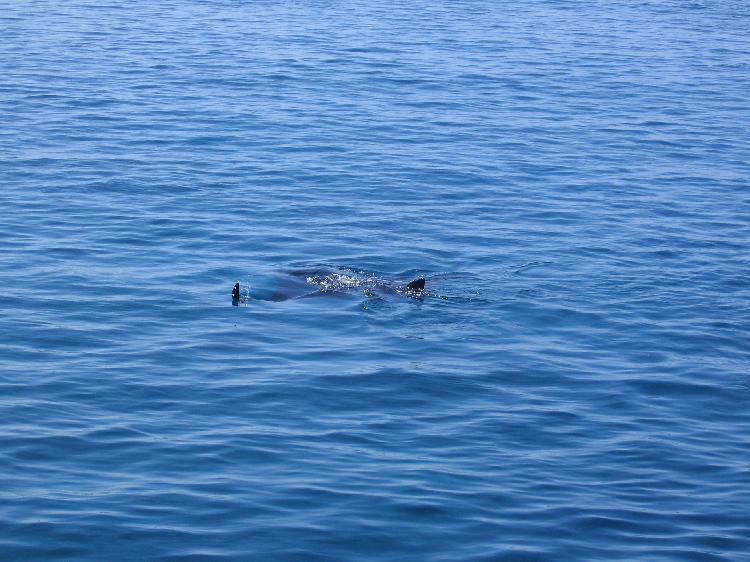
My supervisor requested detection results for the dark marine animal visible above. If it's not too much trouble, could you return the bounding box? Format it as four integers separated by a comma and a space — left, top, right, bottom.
405, 277, 425, 293
232, 268, 426, 303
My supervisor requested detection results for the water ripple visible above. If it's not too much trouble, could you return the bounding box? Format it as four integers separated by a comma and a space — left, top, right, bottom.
1, 0, 749, 560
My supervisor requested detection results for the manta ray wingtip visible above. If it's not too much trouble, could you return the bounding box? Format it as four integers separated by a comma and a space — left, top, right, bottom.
405, 277, 425, 294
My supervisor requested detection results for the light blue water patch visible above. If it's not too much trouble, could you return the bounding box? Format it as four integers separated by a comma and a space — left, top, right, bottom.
1, 0, 749, 561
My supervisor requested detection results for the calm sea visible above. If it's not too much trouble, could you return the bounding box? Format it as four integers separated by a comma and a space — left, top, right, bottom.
1, 1, 749, 560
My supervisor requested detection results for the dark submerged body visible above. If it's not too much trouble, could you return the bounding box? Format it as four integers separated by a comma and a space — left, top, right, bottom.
232, 268, 425, 303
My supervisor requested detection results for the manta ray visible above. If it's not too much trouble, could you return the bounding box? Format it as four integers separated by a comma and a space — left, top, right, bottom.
231, 267, 425, 303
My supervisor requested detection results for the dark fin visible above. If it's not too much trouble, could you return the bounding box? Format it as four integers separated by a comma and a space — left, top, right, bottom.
232, 282, 240, 300
405, 277, 425, 293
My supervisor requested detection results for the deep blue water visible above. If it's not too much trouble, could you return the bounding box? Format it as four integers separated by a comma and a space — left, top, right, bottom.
2, 1, 749, 560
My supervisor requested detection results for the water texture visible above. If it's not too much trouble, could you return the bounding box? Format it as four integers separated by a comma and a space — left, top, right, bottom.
1, 0, 749, 560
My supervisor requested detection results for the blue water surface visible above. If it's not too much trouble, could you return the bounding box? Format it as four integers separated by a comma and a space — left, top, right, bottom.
1, 1, 749, 560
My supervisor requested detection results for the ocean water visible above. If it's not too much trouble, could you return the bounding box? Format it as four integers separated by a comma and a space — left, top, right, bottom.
1, 0, 749, 560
